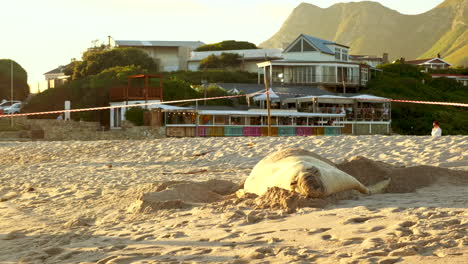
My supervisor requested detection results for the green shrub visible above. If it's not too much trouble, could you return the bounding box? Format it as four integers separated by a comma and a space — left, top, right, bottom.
125, 106, 147, 126
195, 40, 257, 51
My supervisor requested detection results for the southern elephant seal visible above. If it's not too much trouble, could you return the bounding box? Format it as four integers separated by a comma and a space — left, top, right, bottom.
244, 148, 370, 198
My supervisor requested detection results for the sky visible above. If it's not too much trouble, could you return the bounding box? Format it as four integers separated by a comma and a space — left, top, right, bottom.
0, 0, 445, 91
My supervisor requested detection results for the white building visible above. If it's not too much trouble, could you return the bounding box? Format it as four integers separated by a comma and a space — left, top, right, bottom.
405, 57, 452, 71
44, 66, 69, 89
257, 34, 372, 93
111, 39, 205, 72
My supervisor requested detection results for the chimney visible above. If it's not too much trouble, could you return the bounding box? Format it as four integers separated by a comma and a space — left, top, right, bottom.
382, 53, 389, 63
437, 53, 441, 58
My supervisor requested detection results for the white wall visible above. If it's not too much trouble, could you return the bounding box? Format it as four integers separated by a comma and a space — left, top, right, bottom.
283, 51, 336, 61
110, 100, 161, 128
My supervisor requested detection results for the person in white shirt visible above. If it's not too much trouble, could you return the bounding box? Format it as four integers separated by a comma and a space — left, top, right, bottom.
431, 121, 442, 137
339, 105, 346, 115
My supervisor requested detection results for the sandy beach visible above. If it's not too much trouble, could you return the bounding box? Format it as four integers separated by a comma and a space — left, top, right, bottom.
0, 135, 467, 264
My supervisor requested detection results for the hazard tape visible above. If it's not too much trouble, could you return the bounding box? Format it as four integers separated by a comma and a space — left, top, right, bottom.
0, 93, 261, 118
0, 90, 465, 118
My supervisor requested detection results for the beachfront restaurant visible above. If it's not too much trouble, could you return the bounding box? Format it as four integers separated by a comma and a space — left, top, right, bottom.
161, 90, 391, 137
164, 109, 345, 137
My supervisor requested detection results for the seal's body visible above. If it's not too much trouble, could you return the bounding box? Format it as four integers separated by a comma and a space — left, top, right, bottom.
244, 148, 369, 198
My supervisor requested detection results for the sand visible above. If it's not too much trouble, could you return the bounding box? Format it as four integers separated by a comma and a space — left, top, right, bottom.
0, 135, 467, 264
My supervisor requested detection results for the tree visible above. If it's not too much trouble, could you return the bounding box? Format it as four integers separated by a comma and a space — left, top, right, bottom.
195, 40, 257, 51
364, 63, 468, 135
199, 53, 241, 70
72, 47, 157, 79
0, 59, 30, 101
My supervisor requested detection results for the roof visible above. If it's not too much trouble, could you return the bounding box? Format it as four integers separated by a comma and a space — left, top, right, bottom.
189, 49, 283, 62
406, 57, 452, 66
252, 88, 281, 101
114, 40, 205, 49
431, 74, 468, 78
153, 104, 192, 110
301, 35, 335, 54
197, 109, 344, 118
258, 60, 364, 67
44, 65, 66, 75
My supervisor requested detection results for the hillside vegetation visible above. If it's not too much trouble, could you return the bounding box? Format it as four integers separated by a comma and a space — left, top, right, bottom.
364, 63, 468, 135
261, 0, 467, 66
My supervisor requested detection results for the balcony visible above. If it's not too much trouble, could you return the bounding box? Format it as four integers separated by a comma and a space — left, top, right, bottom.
110, 74, 163, 102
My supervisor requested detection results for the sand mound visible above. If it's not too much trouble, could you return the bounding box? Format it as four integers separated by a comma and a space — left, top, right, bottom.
254, 187, 328, 213
128, 179, 240, 213
338, 156, 468, 193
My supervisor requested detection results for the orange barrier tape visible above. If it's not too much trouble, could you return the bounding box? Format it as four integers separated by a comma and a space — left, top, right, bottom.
0, 93, 261, 118
1, 90, 465, 118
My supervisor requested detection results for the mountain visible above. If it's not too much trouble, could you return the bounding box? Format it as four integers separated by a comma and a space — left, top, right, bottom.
260, 0, 467, 66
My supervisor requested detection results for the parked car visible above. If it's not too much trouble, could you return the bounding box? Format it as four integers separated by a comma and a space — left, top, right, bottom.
0, 100, 21, 110
3, 102, 22, 114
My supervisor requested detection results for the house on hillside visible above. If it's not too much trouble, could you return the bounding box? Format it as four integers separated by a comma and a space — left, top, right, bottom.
405, 56, 452, 71
44, 65, 70, 89
110, 38, 205, 72
431, 74, 468, 86
187, 49, 283, 72
257, 34, 374, 93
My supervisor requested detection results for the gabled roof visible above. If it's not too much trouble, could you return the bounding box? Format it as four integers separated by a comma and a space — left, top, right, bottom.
285, 34, 349, 55
44, 65, 66, 75
114, 40, 205, 49
406, 57, 452, 66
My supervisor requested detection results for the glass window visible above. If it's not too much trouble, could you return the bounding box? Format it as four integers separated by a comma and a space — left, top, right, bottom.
323, 66, 336, 83
249, 117, 261, 126
262, 116, 278, 125
303, 41, 316, 52
297, 117, 307, 126
289, 40, 302, 52
335, 48, 341, 60
214, 116, 228, 125
199, 115, 213, 125
230, 116, 245, 125
279, 117, 292, 126
342, 49, 348, 61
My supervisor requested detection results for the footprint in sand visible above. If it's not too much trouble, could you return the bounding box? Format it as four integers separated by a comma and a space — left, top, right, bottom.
307, 227, 331, 235
343, 215, 384, 224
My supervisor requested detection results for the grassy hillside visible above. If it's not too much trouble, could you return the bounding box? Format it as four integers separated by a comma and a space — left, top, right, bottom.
363, 63, 468, 135
261, 0, 467, 66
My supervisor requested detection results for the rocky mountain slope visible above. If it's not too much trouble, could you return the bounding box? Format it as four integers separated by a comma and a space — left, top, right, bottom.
261, 0, 467, 66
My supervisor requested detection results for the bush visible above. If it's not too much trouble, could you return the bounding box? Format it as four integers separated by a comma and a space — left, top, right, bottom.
125, 106, 147, 126
199, 53, 241, 70
195, 40, 257, 51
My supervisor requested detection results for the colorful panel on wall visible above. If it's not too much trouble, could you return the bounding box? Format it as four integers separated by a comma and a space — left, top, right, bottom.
278, 127, 296, 136
325, 127, 341, 136
296, 127, 313, 136
353, 124, 371, 135
261, 127, 278, 136
225, 126, 243, 136
243, 127, 262, 137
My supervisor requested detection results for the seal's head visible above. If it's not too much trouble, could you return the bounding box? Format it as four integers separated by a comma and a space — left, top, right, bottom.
291, 166, 326, 198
